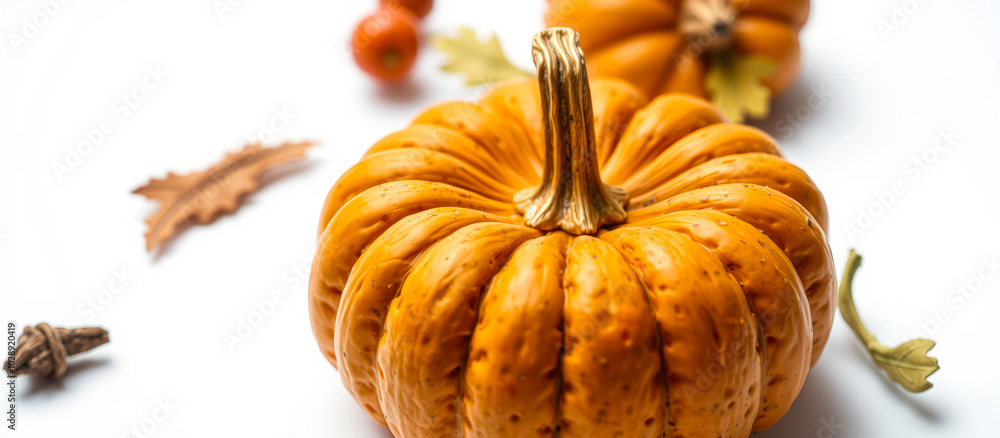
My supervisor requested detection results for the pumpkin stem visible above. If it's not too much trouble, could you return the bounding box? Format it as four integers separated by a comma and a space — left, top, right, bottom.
514, 28, 628, 235
678, 0, 738, 53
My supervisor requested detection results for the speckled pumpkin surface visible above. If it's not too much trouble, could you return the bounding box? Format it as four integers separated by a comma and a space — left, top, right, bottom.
310, 28, 833, 438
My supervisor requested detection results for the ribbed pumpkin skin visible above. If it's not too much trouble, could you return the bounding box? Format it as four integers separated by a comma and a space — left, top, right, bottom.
545, 0, 810, 99
310, 77, 833, 437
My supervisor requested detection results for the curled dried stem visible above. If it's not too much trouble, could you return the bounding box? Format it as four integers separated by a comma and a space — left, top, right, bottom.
839, 250, 939, 393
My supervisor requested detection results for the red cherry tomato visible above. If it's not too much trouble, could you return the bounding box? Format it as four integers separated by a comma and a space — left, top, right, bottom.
380, 0, 433, 18
351, 8, 420, 82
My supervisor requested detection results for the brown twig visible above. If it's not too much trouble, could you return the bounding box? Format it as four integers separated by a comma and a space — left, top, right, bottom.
6, 323, 109, 378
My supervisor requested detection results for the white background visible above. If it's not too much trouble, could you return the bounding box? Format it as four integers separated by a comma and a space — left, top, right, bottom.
2, 0, 999, 437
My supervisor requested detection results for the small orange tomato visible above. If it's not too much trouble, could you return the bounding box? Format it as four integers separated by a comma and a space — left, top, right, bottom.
380, 0, 433, 18
351, 8, 420, 82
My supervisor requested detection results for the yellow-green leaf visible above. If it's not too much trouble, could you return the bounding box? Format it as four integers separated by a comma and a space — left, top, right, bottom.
704, 52, 776, 122
871, 339, 940, 393
431, 27, 532, 86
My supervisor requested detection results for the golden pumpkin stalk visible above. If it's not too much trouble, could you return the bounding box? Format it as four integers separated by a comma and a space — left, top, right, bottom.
513, 28, 628, 235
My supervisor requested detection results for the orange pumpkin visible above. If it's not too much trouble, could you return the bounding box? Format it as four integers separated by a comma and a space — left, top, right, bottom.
310, 28, 833, 437
545, 0, 809, 99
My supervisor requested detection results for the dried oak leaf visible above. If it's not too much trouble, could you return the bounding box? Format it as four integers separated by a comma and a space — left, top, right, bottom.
133, 141, 314, 251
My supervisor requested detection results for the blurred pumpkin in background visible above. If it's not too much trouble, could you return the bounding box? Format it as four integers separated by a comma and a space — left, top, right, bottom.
310, 28, 832, 437
546, 0, 809, 121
